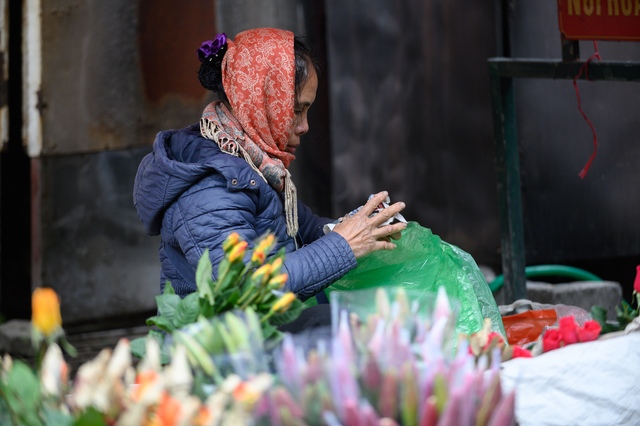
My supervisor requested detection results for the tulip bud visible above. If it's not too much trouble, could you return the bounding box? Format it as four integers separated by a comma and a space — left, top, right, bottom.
558, 316, 579, 345
486, 389, 516, 426
251, 249, 266, 265
222, 232, 241, 253
634, 265, 640, 294
542, 328, 563, 352
32, 287, 63, 338
251, 264, 273, 287
267, 273, 289, 290
271, 292, 296, 313
270, 257, 283, 275
510, 345, 532, 359
228, 241, 248, 262
251, 235, 276, 265
419, 396, 438, 426
379, 370, 398, 419
577, 320, 601, 342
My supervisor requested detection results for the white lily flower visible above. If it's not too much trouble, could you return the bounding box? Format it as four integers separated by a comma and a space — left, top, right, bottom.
40, 343, 67, 398
137, 336, 161, 373
165, 344, 193, 398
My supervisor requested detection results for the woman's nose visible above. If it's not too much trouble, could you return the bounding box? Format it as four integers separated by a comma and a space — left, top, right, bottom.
296, 118, 309, 136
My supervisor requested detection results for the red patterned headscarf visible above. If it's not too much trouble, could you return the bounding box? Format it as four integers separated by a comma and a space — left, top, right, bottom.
200, 28, 299, 237
224, 28, 295, 168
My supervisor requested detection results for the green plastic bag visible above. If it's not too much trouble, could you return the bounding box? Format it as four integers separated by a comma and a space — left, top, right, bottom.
309, 222, 505, 337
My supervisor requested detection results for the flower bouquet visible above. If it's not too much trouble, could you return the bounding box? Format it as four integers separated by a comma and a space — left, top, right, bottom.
251, 287, 516, 426
131, 232, 305, 362
0, 234, 520, 425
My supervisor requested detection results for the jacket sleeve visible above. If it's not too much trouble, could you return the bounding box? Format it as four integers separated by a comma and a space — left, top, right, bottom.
281, 231, 357, 301
296, 199, 333, 244
171, 181, 356, 302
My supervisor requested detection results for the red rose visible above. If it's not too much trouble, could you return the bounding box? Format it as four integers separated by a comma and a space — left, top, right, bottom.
511, 345, 533, 358
543, 328, 563, 352
634, 265, 640, 294
558, 316, 579, 345
578, 320, 602, 342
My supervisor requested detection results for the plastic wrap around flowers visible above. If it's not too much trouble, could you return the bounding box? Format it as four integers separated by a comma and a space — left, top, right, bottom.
262, 287, 516, 426
197, 33, 227, 62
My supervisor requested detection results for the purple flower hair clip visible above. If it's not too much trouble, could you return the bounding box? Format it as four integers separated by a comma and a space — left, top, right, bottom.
197, 33, 227, 63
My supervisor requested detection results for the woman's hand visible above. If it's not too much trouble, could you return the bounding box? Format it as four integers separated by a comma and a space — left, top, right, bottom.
333, 191, 407, 259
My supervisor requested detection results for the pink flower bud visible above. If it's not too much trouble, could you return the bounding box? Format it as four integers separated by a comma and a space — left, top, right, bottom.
577, 320, 601, 342
511, 345, 532, 358
558, 316, 579, 345
542, 328, 563, 352
634, 265, 640, 294
487, 389, 516, 426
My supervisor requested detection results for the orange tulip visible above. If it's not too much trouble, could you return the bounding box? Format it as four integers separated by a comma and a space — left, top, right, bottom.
153, 392, 181, 426
193, 406, 213, 426
267, 273, 289, 290
270, 257, 283, 274
131, 370, 161, 402
228, 241, 248, 262
251, 264, 273, 286
271, 292, 296, 313
222, 232, 241, 253
32, 288, 62, 337
251, 249, 266, 265
251, 234, 275, 264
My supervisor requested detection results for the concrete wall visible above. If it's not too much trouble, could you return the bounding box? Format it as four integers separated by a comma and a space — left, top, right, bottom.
27, 0, 218, 323
325, 0, 501, 265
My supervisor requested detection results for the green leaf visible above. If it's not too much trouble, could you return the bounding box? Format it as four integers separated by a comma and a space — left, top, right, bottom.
130, 336, 147, 359
155, 293, 182, 323
174, 293, 201, 328
163, 281, 176, 295
590, 306, 608, 327
146, 315, 175, 333
73, 407, 108, 426
131, 331, 170, 364
198, 298, 215, 318
6, 361, 41, 412
260, 322, 279, 341
591, 305, 625, 334
42, 406, 74, 426
196, 249, 215, 305
225, 290, 242, 307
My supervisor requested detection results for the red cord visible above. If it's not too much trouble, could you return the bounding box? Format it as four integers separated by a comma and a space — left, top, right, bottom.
573, 41, 601, 179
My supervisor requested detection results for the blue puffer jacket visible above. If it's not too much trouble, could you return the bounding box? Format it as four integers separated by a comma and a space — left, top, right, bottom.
133, 124, 357, 301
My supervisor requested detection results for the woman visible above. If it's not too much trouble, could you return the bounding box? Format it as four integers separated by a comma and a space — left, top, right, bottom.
133, 28, 406, 302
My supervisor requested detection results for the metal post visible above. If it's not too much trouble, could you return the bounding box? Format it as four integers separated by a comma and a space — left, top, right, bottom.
489, 73, 527, 303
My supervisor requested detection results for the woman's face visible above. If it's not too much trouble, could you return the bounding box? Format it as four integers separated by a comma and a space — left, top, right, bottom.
286, 68, 318, 154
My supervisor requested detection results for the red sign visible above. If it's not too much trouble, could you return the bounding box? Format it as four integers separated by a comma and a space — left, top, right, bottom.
558, 0, 640, 41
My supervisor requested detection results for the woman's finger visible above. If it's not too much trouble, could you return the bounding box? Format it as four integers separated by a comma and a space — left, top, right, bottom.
358, 191, 389, 217
389, 231, 403, 241
372, 222, 407, 240
370, 201, 406, 227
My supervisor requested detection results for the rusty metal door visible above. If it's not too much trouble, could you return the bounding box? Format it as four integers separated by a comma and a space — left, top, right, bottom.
1, 0, 217, 324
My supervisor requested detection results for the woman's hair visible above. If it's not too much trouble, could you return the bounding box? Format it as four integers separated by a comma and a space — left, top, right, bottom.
198, 35, 318, 102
